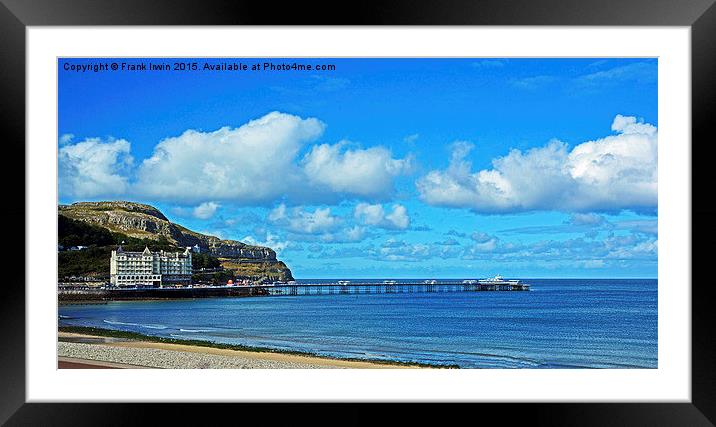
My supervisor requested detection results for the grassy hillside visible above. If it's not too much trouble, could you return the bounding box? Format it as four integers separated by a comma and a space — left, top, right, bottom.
58, 247, 114, 278
58, 216, 221, 280
58, 215, 115, 247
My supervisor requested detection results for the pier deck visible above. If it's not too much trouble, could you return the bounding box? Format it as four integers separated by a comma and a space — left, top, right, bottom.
59, 281, 530, 301
265, 281, 530, 296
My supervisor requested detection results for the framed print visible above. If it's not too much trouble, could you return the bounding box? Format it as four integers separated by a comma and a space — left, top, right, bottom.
3, 0, 715, 425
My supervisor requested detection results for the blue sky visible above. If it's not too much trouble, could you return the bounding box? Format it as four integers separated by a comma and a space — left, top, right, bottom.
58, 58, 658, 278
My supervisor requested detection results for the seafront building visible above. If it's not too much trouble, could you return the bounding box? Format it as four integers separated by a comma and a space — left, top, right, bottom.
110, 246, 193, 287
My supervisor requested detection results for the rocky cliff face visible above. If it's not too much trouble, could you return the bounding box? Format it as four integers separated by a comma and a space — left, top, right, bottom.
59, 201, 292, 280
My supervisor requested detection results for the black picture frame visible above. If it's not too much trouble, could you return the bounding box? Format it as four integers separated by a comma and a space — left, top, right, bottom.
2, 0, 714, 425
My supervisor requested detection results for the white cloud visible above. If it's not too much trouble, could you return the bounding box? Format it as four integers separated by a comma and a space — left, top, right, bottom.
354, 203, 410, 230
241, 232, 292, 254
192, 201, 220, 219
295, 208, 341, 234
510, 75, 557, 90
470, 231, 493, 243
344, 226, 366, 242
437, 237, 460, 246
354, 203, 384, 225
465, 231, 501, 254
615, 219, 658, 235
268, 204, 341, 234
375, 239, 461, 262
319, 226, 368, 243
302, 141, 412, 199
580, 259, 606, 268
605, 236, 657, 259
446, 229, 468, 238
568, 213, 605, 226
385, 205, 410, 229
135, 111, 325, 203
308, 227, 656, 266
59, 133, 75, 145
458, 231, 658, 266
267, 203, 288, 222
472, 238, 498, 252
266, 204, 377, 243
417, 115, 657, 213
60, 112, 413, 206
58, 137, 133, 198
378, 240, 431, 261
403, 133, 419, 143
576, 62, 657, 86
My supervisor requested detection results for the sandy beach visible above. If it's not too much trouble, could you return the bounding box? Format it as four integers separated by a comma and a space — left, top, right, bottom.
58, 332, 415, 369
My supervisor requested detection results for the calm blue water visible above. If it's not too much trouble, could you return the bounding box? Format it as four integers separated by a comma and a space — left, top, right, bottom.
58, 279, 657, 368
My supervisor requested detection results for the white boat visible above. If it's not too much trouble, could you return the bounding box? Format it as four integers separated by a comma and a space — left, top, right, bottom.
382, 280, 397, 284
477, 275, 523, 285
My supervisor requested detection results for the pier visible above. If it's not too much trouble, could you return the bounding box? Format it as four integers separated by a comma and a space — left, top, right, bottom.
263, 281, 529, 296
58, 281, 529, 302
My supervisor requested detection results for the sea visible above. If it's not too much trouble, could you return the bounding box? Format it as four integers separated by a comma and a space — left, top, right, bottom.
58, 279, 658, 368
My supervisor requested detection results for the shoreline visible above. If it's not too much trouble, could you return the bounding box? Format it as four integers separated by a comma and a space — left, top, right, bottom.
58, 326, 453, 369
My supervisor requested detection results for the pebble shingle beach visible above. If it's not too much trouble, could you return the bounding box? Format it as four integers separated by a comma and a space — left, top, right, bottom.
57, 331, 416, 369
58, 341, 340, 369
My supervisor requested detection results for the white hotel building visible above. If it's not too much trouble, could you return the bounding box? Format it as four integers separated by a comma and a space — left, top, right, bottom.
110, 246, 193, 287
